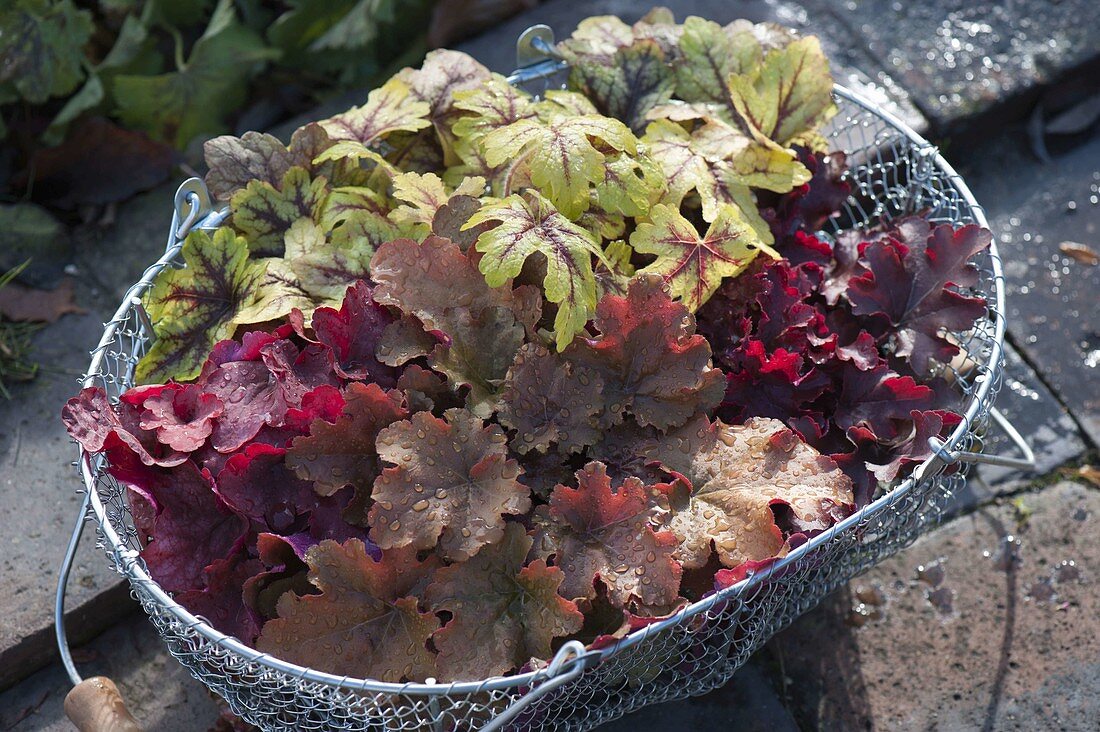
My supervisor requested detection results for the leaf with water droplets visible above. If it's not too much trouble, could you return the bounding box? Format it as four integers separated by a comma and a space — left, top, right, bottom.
498, 344, 604, 455
425, 523, 582, 679
286, 382, 408, 497
542, 462, 681, 608
257, 539, 439, 682
566, 275, 725, 430
369, 409, 530, 561
668, 417, 853, 568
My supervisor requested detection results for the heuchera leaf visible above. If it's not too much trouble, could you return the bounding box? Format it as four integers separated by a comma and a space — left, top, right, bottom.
138, 383, 224, 453
369, 409, 531, 561
498, 344, 604, 455
389, 171, 485, 239
62, 386, 187, 467
286, 382, 407, 498
257, 539, 439, 681
567, 276, 725, 431
480, 114, 635, 218
833, 361, 934, 440
673, 16, 755, 107
203, 123, 336, 202
427, 305, 524, 416
668, 417, 853, 568
465, 191, 606, 350
847, 220, 990, 373
544, 462, 682, 608
309, 280, 396, 384
137, 228, 262, 384
176, 554, 264, 643
216, 443, 316, 533
722, 340, 829, 423
425, 522, 583, 680
119, 459, 248, 592
630, 203, 777, 311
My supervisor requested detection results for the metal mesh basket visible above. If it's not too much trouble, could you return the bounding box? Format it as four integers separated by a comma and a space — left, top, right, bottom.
59, 46, 1029, 731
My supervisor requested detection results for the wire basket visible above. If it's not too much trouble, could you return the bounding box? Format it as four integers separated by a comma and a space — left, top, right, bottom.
60, 36, 1030, 731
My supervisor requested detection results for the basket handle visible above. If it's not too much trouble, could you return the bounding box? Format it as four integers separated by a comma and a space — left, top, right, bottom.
65, 676, 142, 732
928, 406, 1036, 471
481, 641, 590, 732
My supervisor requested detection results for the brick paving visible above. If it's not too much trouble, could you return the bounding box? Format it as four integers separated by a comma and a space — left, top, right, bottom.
0, 1, 1097, 729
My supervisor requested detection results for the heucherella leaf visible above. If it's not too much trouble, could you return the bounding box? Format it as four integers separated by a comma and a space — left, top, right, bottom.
668, 417, 853, 568
425, 522, 583, 680
727, 36, 837, 146
499, 344, 604, 455
0, 0, 93, 104
594, 152, 666, 218
319, 78, 432, 153
465, 191, 606, 350
396, 49, 492, 164
137, 228, 262, 384
567, 39, 675, 133
286, 381, 407, 497
691, 117, 810, 193
481, 113, 635, 218
389, 172, 485, 239
232, 258, 315, 326
594, 240, 636, 299
257, 539, 439, 681
283, 219, 375, 302
566, 276, 726, 430
558, 15, 635, 59
451, 75, 536, 143
673, 16, 744, 107
230, 167, 329, 257
369, 409, 531, 561
630, 203, 778, 311
543, 462, 682, 608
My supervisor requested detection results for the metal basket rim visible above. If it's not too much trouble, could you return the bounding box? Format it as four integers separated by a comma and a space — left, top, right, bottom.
75, 82, 1004, 697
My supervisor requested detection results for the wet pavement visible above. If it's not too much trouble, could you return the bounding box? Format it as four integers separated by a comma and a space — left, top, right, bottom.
0, 0, 1097, 729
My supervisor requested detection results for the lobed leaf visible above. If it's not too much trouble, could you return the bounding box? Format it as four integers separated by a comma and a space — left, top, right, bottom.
230, 167, 329, 257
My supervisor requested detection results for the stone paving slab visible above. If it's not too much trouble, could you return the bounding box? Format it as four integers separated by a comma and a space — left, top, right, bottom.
0, 182, 177, 689
0, 613, 221, 731
771, 480, 1100, 730
815, 0, 1100, 132
956, 125, 1100, 447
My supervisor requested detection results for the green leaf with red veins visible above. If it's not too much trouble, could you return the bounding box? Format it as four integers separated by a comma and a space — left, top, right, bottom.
279, 220, 374, 303
499, 344, 604, 455
370, 409, 530, 561
232, 258, 315, 326
481, 113, 635, 218
286, 382, 407, 497
691, 117, 809, 193
566, 275, 725, 431
230, 167, 329, 257
594, 152, 666, 218
568, 39, 676, 133
537, 90, 601, 119
389, 172, 485, 239
544, 462, 682, 608
594, 240, 636, 300
396, 49, 492, 164
257, 540, 439, 682
319, 78, 432, 148
137, 228, 262, 384
451, 75, 536, 143
726, 36, 837, 146
428, 305, 524, 417
630, 203, 777, 311
465, 191, 606, 350
668, 417, 853, 569
558, 16, 635, 61
425, 523, 583, 680
320, 185, 389, 229
203, 122, 338, 202
674, 16, 744, 108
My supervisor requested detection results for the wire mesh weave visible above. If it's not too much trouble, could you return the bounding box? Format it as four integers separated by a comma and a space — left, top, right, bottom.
75, 85, 1005, 731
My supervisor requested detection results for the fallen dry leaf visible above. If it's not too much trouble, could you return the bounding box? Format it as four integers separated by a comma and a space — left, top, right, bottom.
0, 277, 86, 322
1062, 464, 1100, 488
1059, 241, 1099, 266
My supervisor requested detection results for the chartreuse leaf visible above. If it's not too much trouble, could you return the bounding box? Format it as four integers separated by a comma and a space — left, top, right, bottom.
465, 191, 607, 350
672, 16, 745, 108
0, 0, 93, 104
727, 36, 837, 145
425, 522, 583, 680
481, 113, 635, 218
257, 539, 439, 681
114, 0, 278, 147
137, 228, 262, 384
567, 39, 675, 132
230, 167, 329, 256
450, 75, 536, 143
631, 203, 778, 311
318, 78, 431, 153
389, 171, 484, 239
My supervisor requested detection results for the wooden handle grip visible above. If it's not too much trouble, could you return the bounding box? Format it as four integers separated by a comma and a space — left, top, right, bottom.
64, 677, 142, 732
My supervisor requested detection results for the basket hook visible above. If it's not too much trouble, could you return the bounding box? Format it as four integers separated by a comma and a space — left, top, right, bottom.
927, 406, 1036, 472
480, 641, 590, 732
